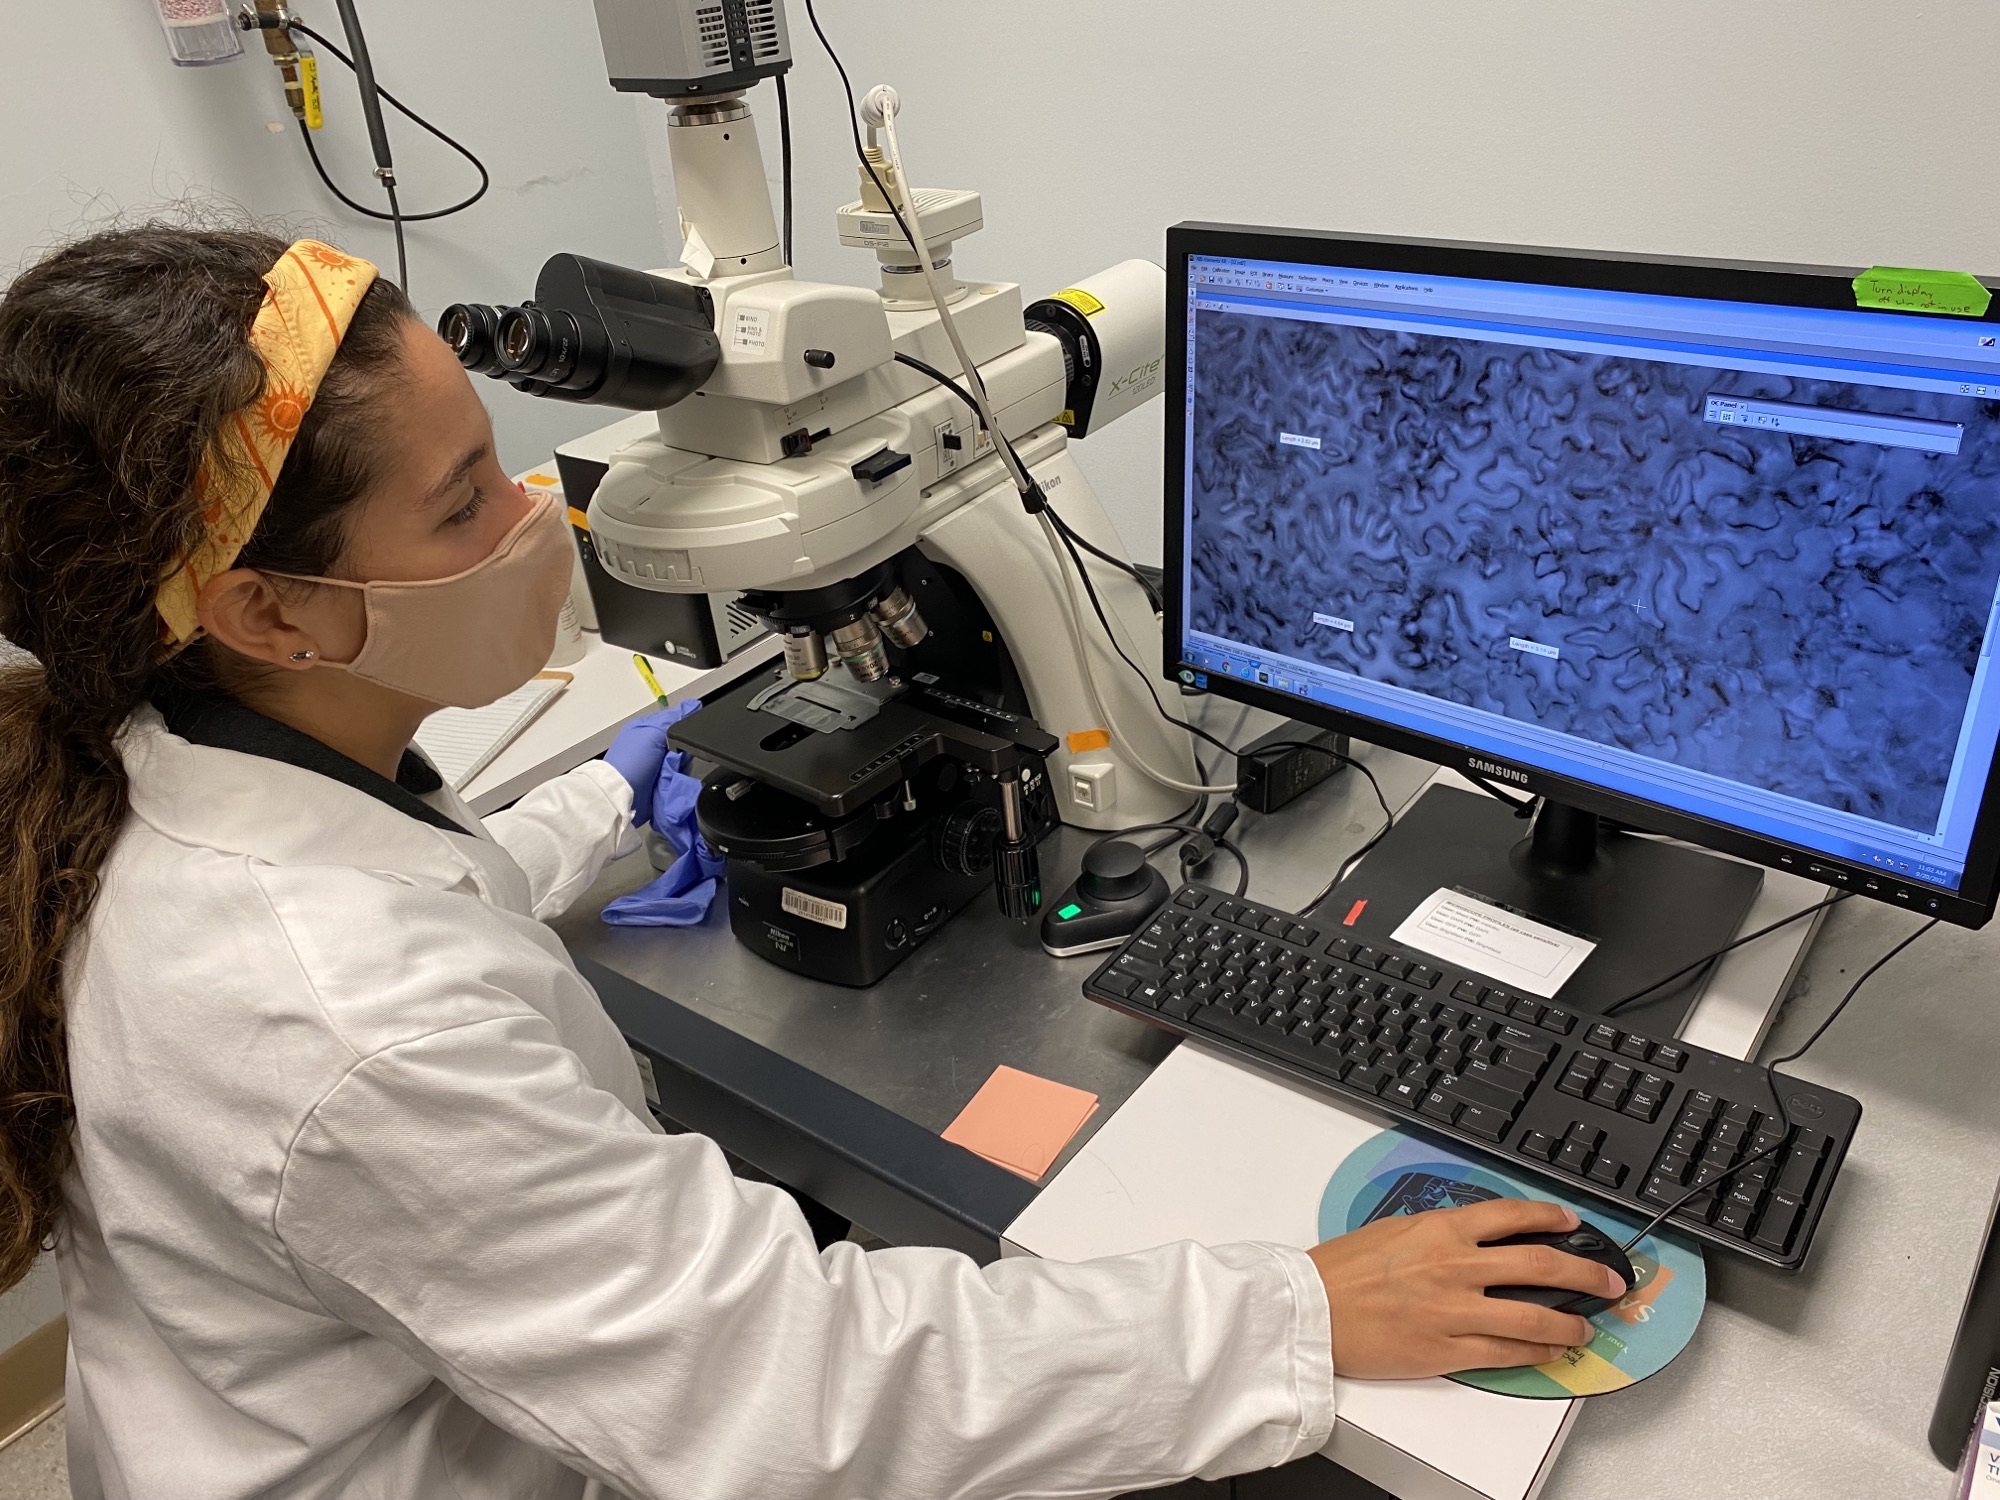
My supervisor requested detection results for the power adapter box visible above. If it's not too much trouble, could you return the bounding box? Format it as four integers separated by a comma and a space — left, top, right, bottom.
1235, 720, 1349, 814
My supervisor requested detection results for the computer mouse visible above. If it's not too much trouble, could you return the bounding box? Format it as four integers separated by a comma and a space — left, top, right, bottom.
1483, 1222, 1634, 1318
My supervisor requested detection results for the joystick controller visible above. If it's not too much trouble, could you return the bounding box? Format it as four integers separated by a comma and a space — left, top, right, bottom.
1040, 839, 1172, 957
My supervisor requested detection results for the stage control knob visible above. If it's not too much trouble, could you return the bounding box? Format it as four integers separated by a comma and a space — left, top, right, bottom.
937, 805, 1001, 876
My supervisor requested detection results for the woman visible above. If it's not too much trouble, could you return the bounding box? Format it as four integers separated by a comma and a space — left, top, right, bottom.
0, 227, 1622, 1500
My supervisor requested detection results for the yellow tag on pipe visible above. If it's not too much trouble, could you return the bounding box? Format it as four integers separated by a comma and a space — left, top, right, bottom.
1051, 287, 1106, 318
299, 52, 325, 131
1852, 266, 1992, 318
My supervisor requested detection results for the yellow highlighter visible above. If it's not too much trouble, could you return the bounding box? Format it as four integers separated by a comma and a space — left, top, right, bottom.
632, 653, 669, 707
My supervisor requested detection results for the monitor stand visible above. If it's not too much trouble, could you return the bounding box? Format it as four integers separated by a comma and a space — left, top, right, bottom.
1330, 785, 1765, 1036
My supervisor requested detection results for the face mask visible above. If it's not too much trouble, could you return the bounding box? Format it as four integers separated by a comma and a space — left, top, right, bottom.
289, 493, 574, 710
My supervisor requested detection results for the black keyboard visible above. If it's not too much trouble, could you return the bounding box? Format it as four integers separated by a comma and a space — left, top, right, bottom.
1082, 884, 1861, 1270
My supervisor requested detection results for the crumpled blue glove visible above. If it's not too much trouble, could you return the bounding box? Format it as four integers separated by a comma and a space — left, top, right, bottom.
604, 699, 701, 826
602, 699, 727, 927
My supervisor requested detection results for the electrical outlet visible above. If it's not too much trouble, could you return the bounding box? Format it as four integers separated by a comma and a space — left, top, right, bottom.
934, 419, 962, 473
1069, 762, 1115, 813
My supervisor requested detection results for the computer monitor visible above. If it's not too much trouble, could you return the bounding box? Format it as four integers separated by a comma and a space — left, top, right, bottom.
1165, 224, 2000, 1015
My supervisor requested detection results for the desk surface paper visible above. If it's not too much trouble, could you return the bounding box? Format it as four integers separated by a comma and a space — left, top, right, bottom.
1390, 888, 1595, 998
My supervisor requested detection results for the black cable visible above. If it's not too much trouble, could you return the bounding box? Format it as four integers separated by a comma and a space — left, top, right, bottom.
1218, 736, 1395, 917
776, 73, 794, 268
1601, 891, 1852, 1018
1466, 773, 1536, 814
1615, 915, 1940, 1255
891, 355, 1167, 615
894, 351, 984, 424
1056, 517, 1164, 614
300, 120, 405, 292
382, 180, 407, 293
1105, 807, 1206, 853
803, 0, 919, 255
289, 21, 490, 223
330, 0, 393, 173
1045, 513, 1237, 767
318, 1, 401, 292
805, 1, 1223, 809
1298, 817, 1394, 919
1215, 838, 1250, 897
1767, 917, 1937, 1071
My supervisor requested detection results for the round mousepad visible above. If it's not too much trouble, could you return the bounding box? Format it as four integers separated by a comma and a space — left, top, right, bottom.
1317, 1129, 1706, 1398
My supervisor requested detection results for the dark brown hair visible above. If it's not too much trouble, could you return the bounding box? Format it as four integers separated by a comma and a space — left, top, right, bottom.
0, 225, 413, 1292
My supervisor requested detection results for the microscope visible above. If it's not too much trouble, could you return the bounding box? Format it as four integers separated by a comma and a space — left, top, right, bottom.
441, 0, 1198, 984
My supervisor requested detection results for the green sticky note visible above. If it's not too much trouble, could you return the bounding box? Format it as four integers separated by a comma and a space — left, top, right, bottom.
1056, 903, 1082, 920
1852, 266, 1993, 318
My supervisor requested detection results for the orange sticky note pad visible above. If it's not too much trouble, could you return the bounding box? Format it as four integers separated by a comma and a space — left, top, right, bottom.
941, 1066, 1099, 1182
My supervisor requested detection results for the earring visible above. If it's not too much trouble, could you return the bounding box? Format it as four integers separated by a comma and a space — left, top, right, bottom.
289, 650, 317, 662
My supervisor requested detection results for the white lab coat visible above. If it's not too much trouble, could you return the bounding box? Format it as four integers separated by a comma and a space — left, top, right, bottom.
56, 707, 1335, 1500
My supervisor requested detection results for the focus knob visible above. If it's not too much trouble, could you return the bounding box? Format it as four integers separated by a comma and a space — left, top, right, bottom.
1078, 840, 1153, 902
938, 805, 1001, 876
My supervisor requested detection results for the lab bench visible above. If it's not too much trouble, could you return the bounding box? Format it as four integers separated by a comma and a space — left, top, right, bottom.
551, 738, 1998, 1500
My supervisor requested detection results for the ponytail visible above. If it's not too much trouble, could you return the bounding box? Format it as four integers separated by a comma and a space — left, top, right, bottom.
0, 225, 412, 1291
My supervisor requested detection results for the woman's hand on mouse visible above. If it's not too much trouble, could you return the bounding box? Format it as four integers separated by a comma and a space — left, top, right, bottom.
1308, 1198, 1626, 1378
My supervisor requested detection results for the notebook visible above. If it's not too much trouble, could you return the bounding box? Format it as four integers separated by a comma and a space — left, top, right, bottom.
415, 671, 571, 789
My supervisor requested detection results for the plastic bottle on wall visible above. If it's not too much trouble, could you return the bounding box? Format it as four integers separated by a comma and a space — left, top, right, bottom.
154, 0, 243, 66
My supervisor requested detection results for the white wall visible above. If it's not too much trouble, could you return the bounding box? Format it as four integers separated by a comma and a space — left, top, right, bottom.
759, 0, 2000, 559
0, 0, 675, 476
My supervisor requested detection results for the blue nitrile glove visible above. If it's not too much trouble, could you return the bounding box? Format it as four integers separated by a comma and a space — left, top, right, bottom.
604, 698, 702, 827
602, 763, 727, 928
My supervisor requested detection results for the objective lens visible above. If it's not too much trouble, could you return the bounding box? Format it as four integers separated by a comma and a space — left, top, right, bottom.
437, 303, 507, 377
828, 617, 890, 682
867, 586, 928, 649
782, 627, 828, 681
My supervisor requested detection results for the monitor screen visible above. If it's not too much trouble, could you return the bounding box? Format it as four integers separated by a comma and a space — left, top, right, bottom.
1167, 226, 2000, 922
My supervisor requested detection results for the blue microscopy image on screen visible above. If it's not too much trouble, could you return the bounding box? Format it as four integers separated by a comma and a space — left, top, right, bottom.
1188, 313, 2000, 833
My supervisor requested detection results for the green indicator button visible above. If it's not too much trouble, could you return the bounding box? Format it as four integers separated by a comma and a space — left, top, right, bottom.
1056, 903, 1082, 920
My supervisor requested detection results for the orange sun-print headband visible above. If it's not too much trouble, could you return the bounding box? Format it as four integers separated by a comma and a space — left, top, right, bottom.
154, 239, 378, 647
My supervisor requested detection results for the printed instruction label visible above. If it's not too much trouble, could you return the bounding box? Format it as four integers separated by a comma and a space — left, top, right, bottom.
1390, 888, 1596, 998
1279, 431, 1322, 449
730, 306, 770, 353
782, 887, 849, 930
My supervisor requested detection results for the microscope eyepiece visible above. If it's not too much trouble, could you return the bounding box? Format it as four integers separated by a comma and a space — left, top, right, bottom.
438, 302, 507, 378
497, 309, 538, 366
494, 305, 583, 386
435, 255, 720, 409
